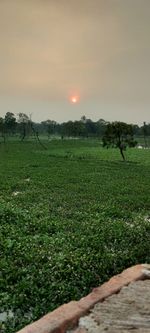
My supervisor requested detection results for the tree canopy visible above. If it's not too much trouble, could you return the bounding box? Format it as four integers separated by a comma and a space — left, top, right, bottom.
102, 121, 137, 160
0, 111, 150, 149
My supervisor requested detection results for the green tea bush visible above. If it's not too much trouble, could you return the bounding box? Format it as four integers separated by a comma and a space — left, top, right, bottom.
0, 140, 150, 332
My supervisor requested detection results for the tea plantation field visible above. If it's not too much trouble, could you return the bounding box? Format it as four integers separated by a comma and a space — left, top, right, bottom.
0, 139, 150, 332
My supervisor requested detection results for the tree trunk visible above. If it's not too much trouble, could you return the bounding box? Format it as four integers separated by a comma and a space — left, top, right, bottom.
30, 122, 47, 150
119, 147, 125, 161
21, 124, 26, 141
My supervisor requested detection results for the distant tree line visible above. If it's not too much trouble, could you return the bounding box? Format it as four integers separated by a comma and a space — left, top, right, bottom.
0, 112, 150, 143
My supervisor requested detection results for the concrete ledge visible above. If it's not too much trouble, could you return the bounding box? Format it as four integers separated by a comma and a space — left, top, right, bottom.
17, 264, 150, 333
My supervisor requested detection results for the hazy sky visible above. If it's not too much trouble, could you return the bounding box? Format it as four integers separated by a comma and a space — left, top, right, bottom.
0, 0, 150, 124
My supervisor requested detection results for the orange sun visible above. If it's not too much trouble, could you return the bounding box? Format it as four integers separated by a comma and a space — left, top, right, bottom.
72, 97, 77, 103
70, 95, 79, 104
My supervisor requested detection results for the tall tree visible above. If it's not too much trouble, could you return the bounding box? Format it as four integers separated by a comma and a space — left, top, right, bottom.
143, 121, 148, 148
96, 119, 108, 137
0, 117, 5, 142
17, 113, 30, 141
61, 121, 74, 137
102, 121, 137, 161
41, 120, 57, 138
4, 112, 16, 135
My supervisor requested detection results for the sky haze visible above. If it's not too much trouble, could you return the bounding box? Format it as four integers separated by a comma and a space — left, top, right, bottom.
0, 0, 150, 124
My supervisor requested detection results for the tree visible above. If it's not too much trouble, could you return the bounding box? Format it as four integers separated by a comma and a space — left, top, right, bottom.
0, 117, 5, 142
143, 121, 148, 148
17, 113, 30, 141
72, 121, 86, 137
61, 120, 86, 138
41, 120, 57, 138
85, 119, 97, 137
80, 115, 87, 124
96, 119, 108, 137
30, 119, 47, 150
61, 121, 74, 137
102, 121, 137, 161
4, 112, 16, 135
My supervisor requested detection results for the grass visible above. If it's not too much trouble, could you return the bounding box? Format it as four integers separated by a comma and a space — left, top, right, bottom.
0, 139, 150, 332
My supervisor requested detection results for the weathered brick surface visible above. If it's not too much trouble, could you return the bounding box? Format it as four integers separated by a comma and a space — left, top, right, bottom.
16, 264, 150, 333
16, 302, 85, 333
76, 280, 150, 333
72, 329, 87, 333
78, 264, 148, 311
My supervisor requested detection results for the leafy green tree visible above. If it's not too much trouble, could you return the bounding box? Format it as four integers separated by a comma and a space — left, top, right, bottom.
81, 117, 96, 137
17, 113, 30, 141
41, 120, 57, 138
85, 119, 97, 137
61, 121, 74, 137
61, 120, 86, 138
102, 121, 137, 161
96, 119, 108, 137
0, 117, 4, 133
73, 121, 86, 137
142, 121, 150, 148
0, 117, 5, 142
4, 112, 16, 135
80, 115, 87, 123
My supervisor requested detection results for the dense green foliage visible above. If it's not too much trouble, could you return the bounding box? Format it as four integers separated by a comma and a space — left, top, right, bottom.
0, 139, 150, 332
103, 122, 137, 160
0, 111, 150, 143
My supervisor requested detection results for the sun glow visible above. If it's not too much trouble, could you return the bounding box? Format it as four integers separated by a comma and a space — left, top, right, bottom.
70, 95, 79, 104
72, 97, 77, 103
